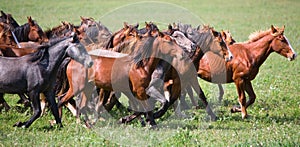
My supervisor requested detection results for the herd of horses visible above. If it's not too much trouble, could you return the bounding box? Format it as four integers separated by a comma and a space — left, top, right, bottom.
0, 10, 297, 129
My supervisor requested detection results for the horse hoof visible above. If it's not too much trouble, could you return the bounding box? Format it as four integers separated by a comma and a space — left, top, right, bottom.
118, 117, 126, 124
211, 116, 219, 121
13, 122, 26, 127
230, 105, 241, 113
149, 125, 159, 130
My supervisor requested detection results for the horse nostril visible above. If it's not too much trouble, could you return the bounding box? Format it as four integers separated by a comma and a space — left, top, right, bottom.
293, 53, 297, 59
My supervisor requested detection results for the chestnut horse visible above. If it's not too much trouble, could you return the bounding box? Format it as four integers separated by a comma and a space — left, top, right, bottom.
57, 32, 187, 128
198, 25, 297, 119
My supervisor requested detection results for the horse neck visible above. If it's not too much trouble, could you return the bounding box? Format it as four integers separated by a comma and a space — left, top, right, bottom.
191, 46, 204, 69
13, 23, 29, 42
244, 34, 274, 67
193, 31, 213, 53
44, 39, 69, 74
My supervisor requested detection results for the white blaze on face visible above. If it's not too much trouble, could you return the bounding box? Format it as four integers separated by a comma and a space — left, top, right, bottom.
222, 37, 233, 61
284, 35, 297, 60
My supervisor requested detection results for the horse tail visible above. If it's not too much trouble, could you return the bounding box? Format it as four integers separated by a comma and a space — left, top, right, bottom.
54, 57, 71, 96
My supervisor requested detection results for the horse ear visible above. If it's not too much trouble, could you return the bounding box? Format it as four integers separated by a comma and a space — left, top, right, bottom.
168, 24, 172, 30
211, 29, 219, 37
172, 23, 177, 29
27, 16, 34, 26
80, 16, 85, 21
271, 25, 277, 34
123, 22, 129, 29
1, 11, 6, 17
134, 23, 139, 29
221, 30, 227, 40
158, 31, 165, 37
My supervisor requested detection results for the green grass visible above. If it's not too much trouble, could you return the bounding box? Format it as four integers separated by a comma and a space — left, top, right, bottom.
1, 0, 300, 146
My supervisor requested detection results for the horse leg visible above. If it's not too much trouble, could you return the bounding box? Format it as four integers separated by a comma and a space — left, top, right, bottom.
179, 90, 190, 111
231, 79, 247, 119
145, 111, 157, 129
17, 93, 31, 108
153, 78, 180, 119
245, 81, 256, 108
65, 99, 77, 117
57, 88, 75, 118
0, 93, 10, 111
44, 90, 62, 127
13, 91, 41, 128
190, 79, 217, 121
217, 84, 224, 102
40, 93, 47, 116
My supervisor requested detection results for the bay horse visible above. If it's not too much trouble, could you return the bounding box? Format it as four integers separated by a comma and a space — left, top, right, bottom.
197, 25, 297, 119
0, 33, 93, 128
12, 16, 47, 43
57, 32, 187, 128
178, 30, 237, 109
152, 24, 233, 120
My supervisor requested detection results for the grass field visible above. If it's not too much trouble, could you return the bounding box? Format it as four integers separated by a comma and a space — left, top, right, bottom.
1, 0, 300, 146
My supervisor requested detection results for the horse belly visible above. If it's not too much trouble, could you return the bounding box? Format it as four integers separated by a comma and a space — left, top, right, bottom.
198, 52, 228, 83
92, 56, 130, 91
0, 70, 27, 93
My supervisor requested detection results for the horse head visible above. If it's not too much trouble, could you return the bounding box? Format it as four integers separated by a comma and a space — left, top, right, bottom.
221, 30, 236, 45
66, 33, 93, 68
27, 16, 48, 43
0, 11, 19, 28
270, 25, 297, 61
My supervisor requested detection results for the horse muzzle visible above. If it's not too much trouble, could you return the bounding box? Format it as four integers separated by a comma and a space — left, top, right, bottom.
288, 52, 297, 61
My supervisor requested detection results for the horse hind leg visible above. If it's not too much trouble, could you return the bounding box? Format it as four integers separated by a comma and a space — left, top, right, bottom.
217, 84, 224, 102
191, 79, 218, 121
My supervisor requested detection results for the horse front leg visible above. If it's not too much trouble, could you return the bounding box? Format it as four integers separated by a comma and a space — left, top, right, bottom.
13, 91, 41, 128
231, 79, 247, 119
153, 78, 180, 119
44, 90, 62, 127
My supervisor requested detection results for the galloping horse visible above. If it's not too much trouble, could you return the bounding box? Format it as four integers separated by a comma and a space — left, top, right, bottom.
152, 24, 233, 120
198, 25, 297, 119
0, 33, 93, 128
57, 32, 187, 128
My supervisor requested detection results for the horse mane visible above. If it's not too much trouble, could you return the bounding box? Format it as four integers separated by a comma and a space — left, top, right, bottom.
13, 22, 31, 41
132, 36, 155, 68
28, 36, 70, 62
111, 39, 134, 53
105, 28, 125, 49
45, 22, 75, 39
246, 29, 272, 43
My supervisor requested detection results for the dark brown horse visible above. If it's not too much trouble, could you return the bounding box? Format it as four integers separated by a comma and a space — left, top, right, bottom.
57, 32, 187, 128
198, 25, 297, 119
0, 10, 19, 28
